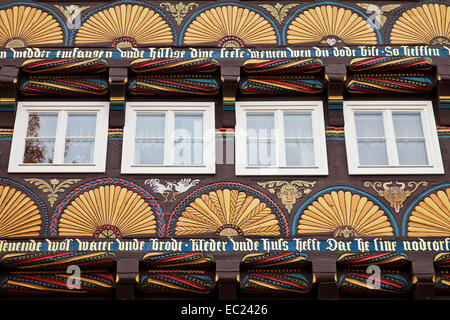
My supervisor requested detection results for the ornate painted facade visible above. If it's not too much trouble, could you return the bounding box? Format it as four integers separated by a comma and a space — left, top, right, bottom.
0, 0, 448, 302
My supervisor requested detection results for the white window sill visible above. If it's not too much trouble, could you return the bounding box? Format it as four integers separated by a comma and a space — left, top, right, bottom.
348, 166, 444, 175
8, 164, 106, 173
121, 165, 216, 174
236, 166, 328, 176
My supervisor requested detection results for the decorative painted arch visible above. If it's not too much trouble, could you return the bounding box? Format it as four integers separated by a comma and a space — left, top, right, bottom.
50, 178, 164, 238
168, 182, 289, 237
70, 0, 176, 47
403, 183, 450, 237
179, 2, 280, 47
0, 178, 48, 237
283, 2, 382, 45
292, 187, 399, 237
0, 2, 68, 48
386, 1, 450, 45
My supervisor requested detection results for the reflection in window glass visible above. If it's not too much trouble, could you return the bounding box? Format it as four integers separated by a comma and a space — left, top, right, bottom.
23, 113, 57, 163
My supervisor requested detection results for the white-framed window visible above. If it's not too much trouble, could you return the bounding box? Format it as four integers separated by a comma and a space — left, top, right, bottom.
343, 100, 444, 175
235, 101, 328, 176
8, 101, 109, 173
121, 102, 215, 174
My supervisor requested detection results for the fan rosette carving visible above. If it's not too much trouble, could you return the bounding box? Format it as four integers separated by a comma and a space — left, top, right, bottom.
406, 187, 450, 237
72, 2, 174, 47
50, 178, 164, 238
182, 5, 278, 47
168, 182, 288, 237
295, 188, 397, 238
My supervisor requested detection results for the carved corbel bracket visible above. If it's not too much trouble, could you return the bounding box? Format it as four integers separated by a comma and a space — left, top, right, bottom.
109, 67, 128, 128
116, 258, 139, 300
311, 257, 339, 300
437, 64, 450, 126
0, 66, 19, 127
216, 255, 240, 300
325, 64, 346, 127
410, 257, 435, 300
221, 61, 241, 128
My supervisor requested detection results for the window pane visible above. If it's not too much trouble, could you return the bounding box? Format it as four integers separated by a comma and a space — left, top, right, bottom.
66, 114, 96, 137
175, 114, 203, 138
26, 113, 57, 137
134, 140, 164, 164
357, 140, 388, 165
393, 113, 424, 137
354, 113, 384, 137
284, 113, 312, 138
397, 140, 428, 165
136, 114, 165, 138
247, 140, 275, 166
247, 113, 274, 139
285, 140, 315, 166
23, 138, 55, 163
64, 139, 94, 163
174, 140, 203, 165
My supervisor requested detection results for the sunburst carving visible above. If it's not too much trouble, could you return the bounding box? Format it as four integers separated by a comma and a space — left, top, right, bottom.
182, 5, 277, 47
73, 3, 174, 47
286, 5, 378, 45
297, 189, 394, 237
58, 185, 157, 238
407, 187, 450, 237
0, 5, 64, 48
388, 3, 450, 45
0, 185, 41, 237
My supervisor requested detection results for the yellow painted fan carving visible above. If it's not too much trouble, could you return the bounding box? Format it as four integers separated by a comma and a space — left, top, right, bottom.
183, 5, 277, 47
286, 5, 378, 45
74, 3, 174, 47
297, 190, 394, 237
175, 189, 281, 236
0, 185, 41, 237
0, 5, 64, 48
58, 185, 156, 238
389, 3, 450, 45
407, 188, 450, 237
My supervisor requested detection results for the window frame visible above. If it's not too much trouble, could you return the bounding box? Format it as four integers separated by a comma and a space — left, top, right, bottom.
343, 100, 444, 175
8, 101, 109, 173
121, 101, 216, 174
235, 101, 328, 176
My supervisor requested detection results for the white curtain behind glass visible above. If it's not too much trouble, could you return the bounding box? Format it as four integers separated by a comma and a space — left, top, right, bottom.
284, 113, 314, 166
354, 113, 388, 165
393, 113, 428, 165
64, 114, 96, 164
135, 114, 165, 165
246, 113, 275, 166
